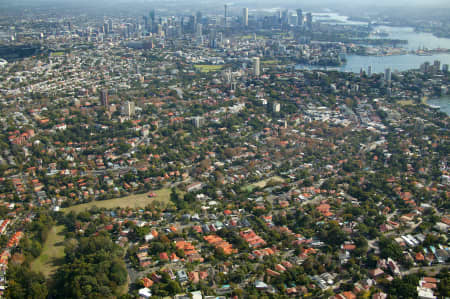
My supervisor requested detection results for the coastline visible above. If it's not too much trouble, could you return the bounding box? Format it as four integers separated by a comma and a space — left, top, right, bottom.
425, 96, 450, 116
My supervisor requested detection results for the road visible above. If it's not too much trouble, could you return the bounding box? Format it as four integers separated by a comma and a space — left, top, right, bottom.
403, 264, 448, 276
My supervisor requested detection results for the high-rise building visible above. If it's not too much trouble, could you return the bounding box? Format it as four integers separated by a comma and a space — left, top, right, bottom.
273, 102, 281, 113
196, 11, 202, 24
108, 19, 113, 33
189, 15, 197, 33
443, 64, 449, 73
209, 29, 217, 48
385, 67, 392, 83
196, 23, 203, 37
103, 22, 109, 34
149, 10, 155, 22
277, 10, 282, 24
122, 101, 135, 117
306, 12, 312, 30
224, 5, 228, 26
243, 8, 249, 27
281, 10, 289, 26
296, 9, 303, 26
193, 116, 204, 128
100, 89, 108, 107
253, 57, 260, 76
367, 65, 372, 77
434, 60, 441, 71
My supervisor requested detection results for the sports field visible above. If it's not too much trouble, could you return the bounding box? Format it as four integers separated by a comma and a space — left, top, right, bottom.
63, 188, 173, 213
244, 176, 284, 192
194, 64, 224, 73
31, 225, 65, 277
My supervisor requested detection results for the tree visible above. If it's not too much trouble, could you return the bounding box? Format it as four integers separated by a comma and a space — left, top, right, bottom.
437, 268, 450, 297
52, 234, 127, 298
387, 275, 419, 299
379, 237, 403, 260
6, 264, 48, 299
320, 221, 347, 248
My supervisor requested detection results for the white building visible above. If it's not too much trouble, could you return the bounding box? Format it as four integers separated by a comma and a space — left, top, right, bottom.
253, 57, 260, 76
122, 101, 135, 117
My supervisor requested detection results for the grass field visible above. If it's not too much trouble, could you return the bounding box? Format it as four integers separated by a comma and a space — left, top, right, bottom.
50, 51, 65, 57
244, 176, 284, 192
262, 60, 279, 65
239, 35, 266, 40
194, 64, 224, 73
397, 100, 416, 106
397, 97, 427, 106
63, 188, 174, 213
31, 225, 65, 277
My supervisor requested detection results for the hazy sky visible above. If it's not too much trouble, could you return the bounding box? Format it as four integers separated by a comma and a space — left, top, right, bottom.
5, 0, 450, 5
2, 0, 450, 10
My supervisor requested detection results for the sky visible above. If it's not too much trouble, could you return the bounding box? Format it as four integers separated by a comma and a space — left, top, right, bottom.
2, 0, 450, 10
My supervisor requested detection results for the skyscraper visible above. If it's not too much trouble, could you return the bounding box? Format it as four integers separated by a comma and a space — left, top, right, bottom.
189, 15, 197, 33
196, 23, 203, 37
149, 10, 155, 23
224, 5, 228, 26
253, 57, 260, 76
243, 8, 249, 27
385, 67, 392, 84
281, 10, 289, 26
122, 101, 135, 117
306, 12, 312, 30
196, 11, 202, 23
108, 19, 113, 33
296, 9, 303, 26
100, 89, 108, 107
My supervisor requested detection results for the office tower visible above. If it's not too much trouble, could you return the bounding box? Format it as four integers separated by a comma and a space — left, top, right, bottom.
149, 10, 155, 22
296, 9, 303, 26
100, 89, 108, 107
443, 64, 449, 73
281, 10, 289, 25
243, 8, 249, 27
224, 5, 228, 26
273, 102, 281, 113
385, 67, 391, 83
209, 29, 217, 48
196, 11, 202, 24
193, 116, 204, 128
143, 16, 148, 29
189, 15, 197, 33
196, 23, 203, 37
434, 60, 441, 71
387, 87, 392, 97
253, 57, 260, 76
421, 61, 430, 73
157, 24, 163, 36
367, 65, 372, 77
306, 12, 312, 30
123, 101, 135, 117
108, 19, 113, 33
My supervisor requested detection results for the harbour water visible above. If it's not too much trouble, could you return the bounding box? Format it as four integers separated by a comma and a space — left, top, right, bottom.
427, 96, 450, 116
370, 26, 450, 51
296, 54, 450, 74
296, 12, 450, 73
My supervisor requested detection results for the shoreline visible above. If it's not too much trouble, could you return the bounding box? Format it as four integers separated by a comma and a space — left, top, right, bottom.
425, 96, 450, 116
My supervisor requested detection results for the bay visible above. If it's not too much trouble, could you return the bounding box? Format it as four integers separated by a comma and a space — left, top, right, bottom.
296, 12, 450, 73
427, 96, 450, 116
296, 53, 450, 73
